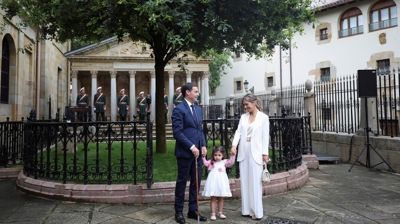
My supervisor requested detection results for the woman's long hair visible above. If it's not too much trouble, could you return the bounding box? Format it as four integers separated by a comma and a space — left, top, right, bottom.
242, 93, 263, 112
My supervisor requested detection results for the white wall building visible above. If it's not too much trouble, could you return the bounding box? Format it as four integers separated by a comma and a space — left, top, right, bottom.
213, 0, 399, 105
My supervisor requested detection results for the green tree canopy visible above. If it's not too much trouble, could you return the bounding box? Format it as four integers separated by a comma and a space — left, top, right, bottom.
206, 49, 232, 93
1, 0, 317, 153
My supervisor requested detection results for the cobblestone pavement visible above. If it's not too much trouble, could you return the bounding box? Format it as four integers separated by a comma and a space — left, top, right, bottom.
1, 163, 400, 224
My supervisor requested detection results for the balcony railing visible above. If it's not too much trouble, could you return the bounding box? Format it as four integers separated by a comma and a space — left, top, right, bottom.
369, 17, 398, 31
338, 25, 363, 38
320, 33, 328, 40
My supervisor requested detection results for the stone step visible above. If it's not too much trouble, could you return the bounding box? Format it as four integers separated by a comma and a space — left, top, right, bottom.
94, 123, 175, 140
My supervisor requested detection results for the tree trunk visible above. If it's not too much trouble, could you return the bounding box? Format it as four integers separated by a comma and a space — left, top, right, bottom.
154, 55, 167, 154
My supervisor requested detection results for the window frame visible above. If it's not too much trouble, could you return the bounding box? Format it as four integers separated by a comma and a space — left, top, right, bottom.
320, 28, 328, 40
369, 0, 397, 31
321, 68, 331, 82
235, 52, 241, 58
377, 59, 390, 75
339, 7, 363, 38
1, 38, 10, 104
267, 77, 273, 87
236, 81, 241, 91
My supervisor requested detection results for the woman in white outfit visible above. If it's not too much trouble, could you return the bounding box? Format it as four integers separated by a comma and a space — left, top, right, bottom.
231, 93, 269, 220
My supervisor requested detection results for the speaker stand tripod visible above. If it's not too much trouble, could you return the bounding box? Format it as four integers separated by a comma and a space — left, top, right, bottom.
348, 97, 396, 173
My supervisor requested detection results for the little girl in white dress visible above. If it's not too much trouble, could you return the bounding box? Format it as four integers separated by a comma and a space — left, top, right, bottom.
202, 146, 236, 221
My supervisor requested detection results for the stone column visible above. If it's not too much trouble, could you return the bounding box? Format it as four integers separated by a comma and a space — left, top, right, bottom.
71, 71, 78, 106
168, 71, 175, 122
186, 71, 192, 83
150, 71, 156, 120
203, 71, 210, 105
197, 75, 201, 91
198, 74, 204, 105
110, 71, 117, 121
269, 88, 278, 116
129, 71, 136, 121
303, 80, 315, 129
90, 71, 98, 116
357, 98, 378, 135
201, 76, 205, 104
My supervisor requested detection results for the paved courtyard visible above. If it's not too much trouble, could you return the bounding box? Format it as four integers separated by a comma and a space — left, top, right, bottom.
1, 163, 400, 224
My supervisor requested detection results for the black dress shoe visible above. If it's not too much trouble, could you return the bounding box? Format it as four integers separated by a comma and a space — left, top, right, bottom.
187, 210, 207, 221
175, 212, 185, 224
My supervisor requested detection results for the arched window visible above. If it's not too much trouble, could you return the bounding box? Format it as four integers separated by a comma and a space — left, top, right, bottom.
339, 7, 363, 37
370, 0, 397, 31
1, 37, 10, 104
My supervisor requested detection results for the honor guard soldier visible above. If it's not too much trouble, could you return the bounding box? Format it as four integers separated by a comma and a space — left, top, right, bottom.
118, 89, 129, 121
173, 87, 183, 107
77, 87, 89, 121
136, 91, 147, 121
93, 86, 106, 121
164, 88, 169, 124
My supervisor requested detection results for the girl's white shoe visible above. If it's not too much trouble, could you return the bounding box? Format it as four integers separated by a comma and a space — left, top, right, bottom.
210, 213, 217, 221
218, 212, 226, 219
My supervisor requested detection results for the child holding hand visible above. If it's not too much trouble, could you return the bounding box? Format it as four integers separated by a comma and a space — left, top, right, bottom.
202, 146, 236, 221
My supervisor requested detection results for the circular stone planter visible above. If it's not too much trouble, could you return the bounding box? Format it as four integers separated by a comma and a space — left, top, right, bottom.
16, 163, 309, 204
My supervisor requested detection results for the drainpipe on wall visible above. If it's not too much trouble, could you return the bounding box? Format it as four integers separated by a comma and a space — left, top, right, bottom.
35, 40, 41, 120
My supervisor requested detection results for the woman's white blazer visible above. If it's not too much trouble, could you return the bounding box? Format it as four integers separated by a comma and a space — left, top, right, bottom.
232, 111, 269, 165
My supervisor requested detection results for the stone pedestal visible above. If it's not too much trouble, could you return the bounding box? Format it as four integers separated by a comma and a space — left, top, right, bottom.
357, 98, 378, 135
302, 154, 319, 169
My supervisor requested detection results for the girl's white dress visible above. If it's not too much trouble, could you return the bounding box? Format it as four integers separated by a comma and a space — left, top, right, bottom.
202, 159, 232, 197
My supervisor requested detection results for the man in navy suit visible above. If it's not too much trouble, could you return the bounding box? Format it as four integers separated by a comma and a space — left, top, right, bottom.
172, 83, 207, 224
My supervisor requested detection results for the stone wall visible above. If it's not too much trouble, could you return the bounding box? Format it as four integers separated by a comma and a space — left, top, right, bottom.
312, 131, 400, 172
0, 14, 69, 121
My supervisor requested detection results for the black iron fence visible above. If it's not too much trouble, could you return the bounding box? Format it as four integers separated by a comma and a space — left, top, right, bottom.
313, 68, 400, 137
0, 118, 24, 167
225, 84, 306, 118
276, 85, 307, 117
314, 75, 360, 133
22, 112, 153, 187
203, 112, 312, 176
2, 107, 310, 188
376, 68, 399, 137
202, 105, 223, 119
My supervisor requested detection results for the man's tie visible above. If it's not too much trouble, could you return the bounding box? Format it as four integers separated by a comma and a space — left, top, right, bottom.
190, 104, 199, 125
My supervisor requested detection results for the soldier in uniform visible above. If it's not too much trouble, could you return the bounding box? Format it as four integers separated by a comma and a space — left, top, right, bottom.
164, 88, 169, 124
77, 87, 89, 122
118, 89, 129, 121
93, 86, 106, 121
136, 91, 147, 121
173, 87, 183, 108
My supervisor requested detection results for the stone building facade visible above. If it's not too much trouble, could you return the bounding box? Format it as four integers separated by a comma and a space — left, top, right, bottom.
214, 0, 400, 105
66, 37, 211, 121
0, 15, 69, 121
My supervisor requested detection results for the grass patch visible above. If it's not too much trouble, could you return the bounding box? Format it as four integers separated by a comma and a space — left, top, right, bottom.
24, 140, 286, 184
32, 140, 221, 184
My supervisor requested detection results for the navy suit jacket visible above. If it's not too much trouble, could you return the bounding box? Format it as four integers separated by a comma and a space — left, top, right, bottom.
172, 100, 206, 158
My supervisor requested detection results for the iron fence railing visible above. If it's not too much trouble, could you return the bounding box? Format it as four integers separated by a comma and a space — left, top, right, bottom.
312, 69, 400, 137
276, 85, 307, 117
3, 106, 310, 187
0, 118, 24, 167
376, 68, 400, 137
22, 112, 153, 187
314, 75, 360, 134
203, 118, 240, 178
203, 112, 312, 176
224, 84, 306, 118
